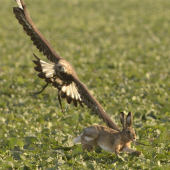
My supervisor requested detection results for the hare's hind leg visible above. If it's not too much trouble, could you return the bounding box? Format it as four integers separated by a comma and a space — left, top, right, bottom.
81, 126, 99, 152
73, 134, 94, 151
81, 135, 94, 152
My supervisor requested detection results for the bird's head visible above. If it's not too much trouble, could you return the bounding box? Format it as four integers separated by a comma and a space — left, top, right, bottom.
55, 60, 75, 80
56, 63, 66, 73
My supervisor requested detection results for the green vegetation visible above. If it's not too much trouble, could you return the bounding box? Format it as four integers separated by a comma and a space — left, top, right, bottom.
0, 0, 170, 169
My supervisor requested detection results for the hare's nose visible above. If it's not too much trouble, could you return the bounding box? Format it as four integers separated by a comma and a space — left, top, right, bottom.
133, 138, 136, 141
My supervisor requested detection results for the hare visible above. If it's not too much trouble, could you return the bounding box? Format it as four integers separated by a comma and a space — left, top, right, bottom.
73, 112, 141, 156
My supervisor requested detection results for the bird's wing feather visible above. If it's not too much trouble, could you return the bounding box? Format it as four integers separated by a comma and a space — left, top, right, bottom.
32, 54, 84, 108
13, 0, 62, 63
13, 0, 120, 131
73, 78, 120, 131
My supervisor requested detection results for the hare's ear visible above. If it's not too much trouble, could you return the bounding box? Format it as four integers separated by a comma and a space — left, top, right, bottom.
120, 112, 126, 129
126, 112, 133, 127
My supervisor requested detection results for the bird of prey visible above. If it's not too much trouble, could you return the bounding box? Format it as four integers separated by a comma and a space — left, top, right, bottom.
13, 0, 120, 131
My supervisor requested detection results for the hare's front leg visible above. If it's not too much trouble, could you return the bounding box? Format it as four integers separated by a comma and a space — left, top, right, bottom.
114, 145, 121, 157
122, 146, 134, 153
122, 147, 142, 156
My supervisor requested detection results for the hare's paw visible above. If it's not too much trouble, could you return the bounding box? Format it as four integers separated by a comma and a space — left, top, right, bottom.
82, 143, 93, 152
133, 151, 142, 156
82, 143, 88, 150
87, 145, 93, 152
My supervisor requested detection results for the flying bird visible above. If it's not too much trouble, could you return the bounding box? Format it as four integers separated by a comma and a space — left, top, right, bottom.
13, 0, 120, 131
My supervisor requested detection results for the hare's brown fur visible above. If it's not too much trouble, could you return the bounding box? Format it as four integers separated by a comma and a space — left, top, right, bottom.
73, 112, 141, 156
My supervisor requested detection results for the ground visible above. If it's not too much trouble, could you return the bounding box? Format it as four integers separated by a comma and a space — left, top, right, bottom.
0, 0, 170, 169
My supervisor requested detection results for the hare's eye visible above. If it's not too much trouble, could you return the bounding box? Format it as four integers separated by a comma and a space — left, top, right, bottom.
126, 129, 130, 133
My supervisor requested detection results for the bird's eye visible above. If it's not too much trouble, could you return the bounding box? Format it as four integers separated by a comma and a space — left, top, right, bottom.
58, 66, 65, 73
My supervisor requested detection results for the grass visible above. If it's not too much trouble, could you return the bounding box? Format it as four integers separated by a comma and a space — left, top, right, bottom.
0, 0, 170, 169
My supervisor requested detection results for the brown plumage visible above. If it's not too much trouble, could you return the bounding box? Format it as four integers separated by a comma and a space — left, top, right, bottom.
13, 0, 120, 131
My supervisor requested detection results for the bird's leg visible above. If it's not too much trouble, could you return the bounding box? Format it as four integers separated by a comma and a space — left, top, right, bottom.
28, 83, 48, 95
58, 92, 65, 112
31, 83, 49, 95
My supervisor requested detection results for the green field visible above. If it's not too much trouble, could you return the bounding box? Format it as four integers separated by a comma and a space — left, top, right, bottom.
0, 0, 170, 169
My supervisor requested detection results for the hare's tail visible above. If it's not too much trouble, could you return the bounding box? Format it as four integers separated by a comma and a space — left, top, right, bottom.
73, 135, 81, 143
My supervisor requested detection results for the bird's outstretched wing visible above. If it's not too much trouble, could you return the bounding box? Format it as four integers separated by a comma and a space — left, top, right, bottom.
13, 0, 61, 63
13, 0, 120, 131
73, 78, 120, 131
13, 0, 84, 108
